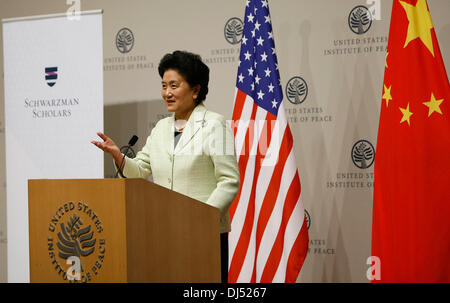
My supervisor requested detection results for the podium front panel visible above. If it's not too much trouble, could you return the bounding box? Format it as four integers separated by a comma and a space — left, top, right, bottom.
28, 179, 128, 283
28, 178, 221, 283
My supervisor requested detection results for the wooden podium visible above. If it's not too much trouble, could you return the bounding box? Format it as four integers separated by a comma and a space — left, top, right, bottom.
28, 178, 221, 283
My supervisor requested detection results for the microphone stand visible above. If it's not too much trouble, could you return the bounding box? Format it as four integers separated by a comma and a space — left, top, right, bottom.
114, 145, 131, 178
114, 135, 138, 178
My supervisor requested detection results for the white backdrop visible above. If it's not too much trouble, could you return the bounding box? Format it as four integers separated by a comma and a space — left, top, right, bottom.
2, 11, 104, 282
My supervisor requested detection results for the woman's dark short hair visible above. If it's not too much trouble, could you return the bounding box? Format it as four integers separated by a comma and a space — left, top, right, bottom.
158, 50, 209, 104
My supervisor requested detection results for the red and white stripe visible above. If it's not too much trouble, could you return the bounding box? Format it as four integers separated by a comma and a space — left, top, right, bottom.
228, 88, 309, 283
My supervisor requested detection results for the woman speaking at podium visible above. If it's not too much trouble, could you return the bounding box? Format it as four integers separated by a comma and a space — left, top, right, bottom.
91, 50, 240, 282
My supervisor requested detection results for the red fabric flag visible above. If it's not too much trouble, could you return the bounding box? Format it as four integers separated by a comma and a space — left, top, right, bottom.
372, 0, 450, 282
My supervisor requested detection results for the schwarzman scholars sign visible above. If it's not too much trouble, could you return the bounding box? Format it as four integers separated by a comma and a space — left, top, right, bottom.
2, 11, 104, 282
24, 97, 80, 118
23, 65, 82, 119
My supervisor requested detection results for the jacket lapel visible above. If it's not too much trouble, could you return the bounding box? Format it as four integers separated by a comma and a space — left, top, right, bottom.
166, 114, 176, 156
174, 104, 207, 155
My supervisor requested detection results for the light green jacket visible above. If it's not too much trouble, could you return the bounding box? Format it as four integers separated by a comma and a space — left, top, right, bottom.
120, 104, 240, 233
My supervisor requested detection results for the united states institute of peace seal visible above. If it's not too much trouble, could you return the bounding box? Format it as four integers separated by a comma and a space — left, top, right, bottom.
224, 17, 244, 45
47, 201, 106, 282
348, 6, 372, 35
116, 27, 134, 54
286, 76, 308, 105
351, 139, 375, 169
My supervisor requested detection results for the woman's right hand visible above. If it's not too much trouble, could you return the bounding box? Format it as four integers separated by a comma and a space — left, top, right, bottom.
91, 132, 122, 164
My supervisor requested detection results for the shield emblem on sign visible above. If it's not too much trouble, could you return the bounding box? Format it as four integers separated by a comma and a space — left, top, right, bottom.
45, 67, 58, 87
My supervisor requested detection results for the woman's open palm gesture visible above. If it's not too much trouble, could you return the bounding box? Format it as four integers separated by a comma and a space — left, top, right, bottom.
91, 132, 122, 163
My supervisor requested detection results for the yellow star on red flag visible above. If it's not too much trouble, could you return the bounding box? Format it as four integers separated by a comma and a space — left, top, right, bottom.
382, 85, 393, 107
423, 93, 444, 117
399, 103, 413, 125
399, 0, 435, 56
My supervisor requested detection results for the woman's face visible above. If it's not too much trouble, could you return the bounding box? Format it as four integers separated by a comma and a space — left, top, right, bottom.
161, 69, 199, 120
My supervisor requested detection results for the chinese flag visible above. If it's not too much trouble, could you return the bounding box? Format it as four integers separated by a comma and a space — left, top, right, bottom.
372, 0, 450, 282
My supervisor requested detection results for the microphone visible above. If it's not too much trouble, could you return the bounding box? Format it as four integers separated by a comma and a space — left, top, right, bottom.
128, 135, 138, 147
115, 135, 139, 178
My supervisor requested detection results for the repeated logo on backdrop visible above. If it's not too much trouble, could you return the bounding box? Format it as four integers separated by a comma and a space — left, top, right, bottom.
326, 139, 375, 189
323, 4, 387, 56
348, 5, 372, 35
319, 3, 379, 191
224, 17, 244, 45
202, 17, 242, 65
104, 27, 154, 72
286, 77, 308, 105
351, 140, 375, 169
115, 28, 135, 54
285, 75, 333, 124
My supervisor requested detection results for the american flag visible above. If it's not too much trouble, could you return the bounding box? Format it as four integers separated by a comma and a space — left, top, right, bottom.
229, 0, 309, 283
